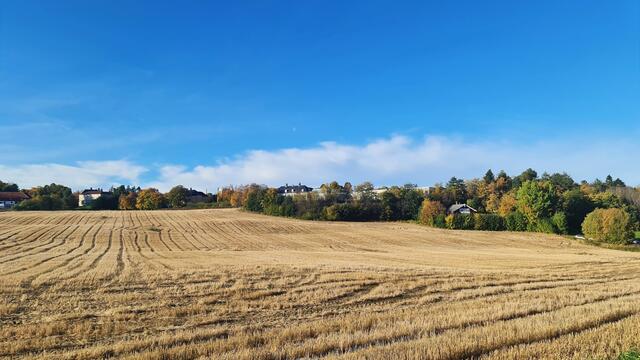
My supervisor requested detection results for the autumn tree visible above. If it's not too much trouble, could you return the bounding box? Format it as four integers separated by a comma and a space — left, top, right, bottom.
497, 192, 517, 216
136, 188, 165, 210
419, 199, 445, 226
119, 193, 137, 210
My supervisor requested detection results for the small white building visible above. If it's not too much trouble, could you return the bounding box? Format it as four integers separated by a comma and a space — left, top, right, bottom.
0, 192, 30, 209
277, 183, 314, 196
447, 204, 477, 215
79, 188, 111, 207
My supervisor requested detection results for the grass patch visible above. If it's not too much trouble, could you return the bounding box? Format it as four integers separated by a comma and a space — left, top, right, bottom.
574, 238, 640, 253
635, 231, 640, 240
618, 349, 640, 360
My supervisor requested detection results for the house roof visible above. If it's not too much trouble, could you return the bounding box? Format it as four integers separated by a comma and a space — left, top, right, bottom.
0, 192, 31, 201
81, 188, 111, 195
186, 188, 207, 197
277, 183, 313, 193
448, 204, 477, 213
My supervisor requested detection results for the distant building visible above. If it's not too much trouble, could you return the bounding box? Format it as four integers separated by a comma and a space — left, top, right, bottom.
79, 188, 112, 207
447, 204, 477, 215
186, 188, 209, 203
353, 186, 431, 199
277, 183, 313, 196
0, 192, 30, 209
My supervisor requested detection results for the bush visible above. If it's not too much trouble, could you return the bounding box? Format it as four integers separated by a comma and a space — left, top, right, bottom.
446, 214, 475, 230
474, 213, 505, 231
534, 218, 556, 234
582, 208, 633, 244
15, 196, 65, 211
433, 214, 447, 228
551, 212, 568, 234
504, 211, 528, 231
617, 349, 640, 360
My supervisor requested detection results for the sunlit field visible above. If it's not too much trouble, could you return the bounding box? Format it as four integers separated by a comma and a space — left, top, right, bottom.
1, 209, 639, 359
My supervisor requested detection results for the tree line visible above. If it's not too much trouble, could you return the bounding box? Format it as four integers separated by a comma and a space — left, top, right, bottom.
0, 183, 220, 211
223, 170, 639, 244
2, 169, 638, 244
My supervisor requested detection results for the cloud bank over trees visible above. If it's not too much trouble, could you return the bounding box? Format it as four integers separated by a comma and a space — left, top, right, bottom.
2, 134, 637, 191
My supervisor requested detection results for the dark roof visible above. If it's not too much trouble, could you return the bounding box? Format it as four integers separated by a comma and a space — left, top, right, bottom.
186, 188, 207, 197
447, 204, 477, 214
0, 192, 30, 201
277, 183, 313, 194
81, 188, 111, 195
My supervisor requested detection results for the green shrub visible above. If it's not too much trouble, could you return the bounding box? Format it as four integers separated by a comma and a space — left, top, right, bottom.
446, 214, 475, 230
535, 218, 556, 234
433, 214, 447, 228
473, 213, 505, 231
618, 349, 640, 360
504, 211, 528, 231
551, 212, 568, 234
582, 208, 633, 244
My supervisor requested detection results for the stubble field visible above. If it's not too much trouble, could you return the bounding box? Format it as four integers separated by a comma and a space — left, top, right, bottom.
0, 209, 639, 359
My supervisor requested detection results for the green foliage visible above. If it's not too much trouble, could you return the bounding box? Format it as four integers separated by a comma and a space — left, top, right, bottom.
433, 214, 447, 228
16, 196, 65, 211
551, 212, 568, 235
541, 172, 576, 192
397, 185, 425, 220
473, 213, 505, 231
504, 211, 528, 231
0, 180, 19, 192
534, 218, 556, 234
516, 180, 558, 224
617, 349, 640, 360
445, 177, 467, 205
86, 195, 117, 210
483, 169, 495, 184
15, 183, 75, 211
446, 214, 475, 230
380, 191, 399, 221
166, 185, 189, 208
582, 208, 633, 244
562, 189, 595, 234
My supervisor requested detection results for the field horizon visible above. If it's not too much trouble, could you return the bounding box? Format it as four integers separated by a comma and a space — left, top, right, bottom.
1, 209, 639, 359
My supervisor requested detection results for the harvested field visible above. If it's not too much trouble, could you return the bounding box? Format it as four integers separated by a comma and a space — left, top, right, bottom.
0, 209, 638, 359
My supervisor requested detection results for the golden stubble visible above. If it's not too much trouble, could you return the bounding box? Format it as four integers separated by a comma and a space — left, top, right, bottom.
0, 209, 638, 359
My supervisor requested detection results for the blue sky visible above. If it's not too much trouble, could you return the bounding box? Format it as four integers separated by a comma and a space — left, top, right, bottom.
1, 1, 639, 190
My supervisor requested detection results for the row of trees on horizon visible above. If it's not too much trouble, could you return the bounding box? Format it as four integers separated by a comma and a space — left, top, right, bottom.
224, 170, 640, 244
2, 169, 639, 243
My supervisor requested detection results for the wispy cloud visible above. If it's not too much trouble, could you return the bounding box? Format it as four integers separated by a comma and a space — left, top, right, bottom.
0, 160, 147, 191
2, 134, 638, 192
147, 134, 640, 191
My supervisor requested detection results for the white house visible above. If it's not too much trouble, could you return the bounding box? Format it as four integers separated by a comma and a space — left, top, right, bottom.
79, 188, 111, 207
0, 192, 30, 209
447, 204, 477, 215
277, 183, 314, 196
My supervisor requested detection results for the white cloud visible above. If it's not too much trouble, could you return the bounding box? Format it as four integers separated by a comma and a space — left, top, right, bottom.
2, 134, 638, 192
0, 160, 147, 191
147, 135, 640, 191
